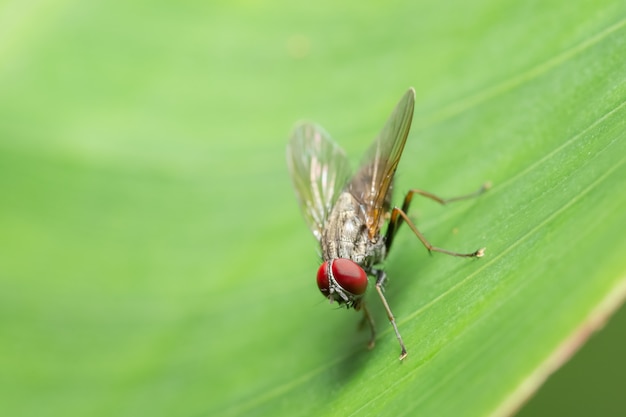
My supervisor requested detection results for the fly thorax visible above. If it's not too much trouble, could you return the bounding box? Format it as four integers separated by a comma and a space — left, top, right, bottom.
321, 192, 372, 263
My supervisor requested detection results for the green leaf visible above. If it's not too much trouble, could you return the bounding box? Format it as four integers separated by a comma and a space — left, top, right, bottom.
1, 1, 625, 417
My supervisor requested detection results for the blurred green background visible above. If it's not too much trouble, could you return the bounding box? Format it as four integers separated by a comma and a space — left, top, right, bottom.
1, 1, 625, 416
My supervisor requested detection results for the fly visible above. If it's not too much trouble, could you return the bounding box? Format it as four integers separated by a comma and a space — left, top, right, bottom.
286, 87, 489, 360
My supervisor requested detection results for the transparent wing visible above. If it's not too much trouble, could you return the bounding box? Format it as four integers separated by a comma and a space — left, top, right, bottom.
286, 122, 352, 241
348, 88, 415, 239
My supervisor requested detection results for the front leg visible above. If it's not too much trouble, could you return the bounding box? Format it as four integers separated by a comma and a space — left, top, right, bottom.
372, 268, 407, 360
359, 303, 376, 350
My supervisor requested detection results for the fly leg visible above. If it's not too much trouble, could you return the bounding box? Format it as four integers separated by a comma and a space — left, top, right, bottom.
372, 268, 407, 360
360, 303, 377, 350
385, 182, 490, 255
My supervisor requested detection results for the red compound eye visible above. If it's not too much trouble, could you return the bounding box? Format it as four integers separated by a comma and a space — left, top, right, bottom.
331, 259, 368, 295
316, 262, 330, 295
317, 259, 368, 298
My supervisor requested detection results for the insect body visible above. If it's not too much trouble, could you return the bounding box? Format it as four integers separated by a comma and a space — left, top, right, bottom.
287, 88, 488, 360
